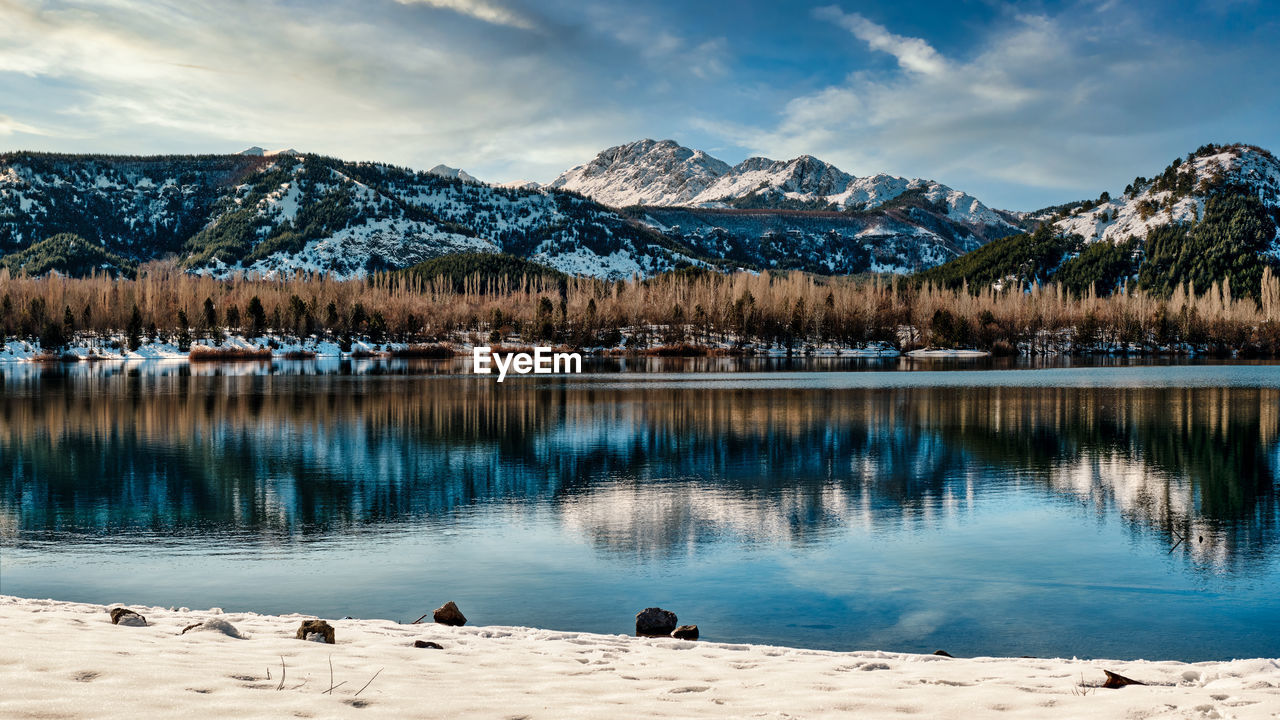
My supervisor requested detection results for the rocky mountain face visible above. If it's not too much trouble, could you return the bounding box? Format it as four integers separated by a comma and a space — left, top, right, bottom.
548, 139, 1022, 272
11, 143, 1269, 284
548, 139, 733, 207
0, 144, 1022, 279
549, 139, 1015, 225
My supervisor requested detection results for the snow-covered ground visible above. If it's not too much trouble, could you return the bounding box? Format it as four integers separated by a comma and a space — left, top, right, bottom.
1, 596, 1275, 719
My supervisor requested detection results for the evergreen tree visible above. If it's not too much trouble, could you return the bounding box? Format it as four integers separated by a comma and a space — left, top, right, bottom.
247, 296, 266, 335
126, 305, 143, 351
1, 294, 11, 337
202, 297, 218, 330
176, 310, 191, 351
40, 319, 66, 352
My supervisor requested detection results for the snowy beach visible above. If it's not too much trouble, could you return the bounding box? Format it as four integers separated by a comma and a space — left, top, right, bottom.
1, 596, 1276, 719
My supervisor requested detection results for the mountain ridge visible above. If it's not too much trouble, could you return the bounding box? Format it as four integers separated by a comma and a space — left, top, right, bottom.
3, 143, 1277, 289
548, 138, 1016, 228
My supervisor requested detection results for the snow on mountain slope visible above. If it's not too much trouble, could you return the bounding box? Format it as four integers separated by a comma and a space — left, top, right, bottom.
548, 139, 732, 206
689, 155, 853, 206
549, 139, 1018, 235
238, 146, 300, 157
1052, 144, 1280, 248
428, 164, 479, 184
545, 140, 1021, 273
0, 152, 689, 280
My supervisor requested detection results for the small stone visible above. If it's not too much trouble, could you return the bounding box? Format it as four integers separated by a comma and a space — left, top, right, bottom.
414, 640, 444, 649
1102, 670, 1145, 689
295, 619, 335, 644
110, 608, 147, 627
182, 618, 247, 639
635, 607, 678, 637
433, 601, 467, 627
933, 650, 953, 658
671, 624, 699, 640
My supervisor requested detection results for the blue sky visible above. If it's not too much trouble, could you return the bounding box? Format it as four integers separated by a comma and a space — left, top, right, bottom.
1, 0, 1277, 209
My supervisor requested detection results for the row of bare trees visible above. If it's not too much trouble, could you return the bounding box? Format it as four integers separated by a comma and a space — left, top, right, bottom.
2, 263, 1279, 354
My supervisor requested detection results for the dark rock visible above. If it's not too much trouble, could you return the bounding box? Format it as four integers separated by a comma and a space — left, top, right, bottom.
414, 640, 444, 649
635, 607, 678, 637
932, 650, 953, 658
110, 608, 147, 627
1101, 670, 1145, 689
671, 625, 699, 640
295, 619, 335, 644
433, 601, 467, 627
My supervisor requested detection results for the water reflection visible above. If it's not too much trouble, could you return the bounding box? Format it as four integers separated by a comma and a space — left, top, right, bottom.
3, 368, 1276, 574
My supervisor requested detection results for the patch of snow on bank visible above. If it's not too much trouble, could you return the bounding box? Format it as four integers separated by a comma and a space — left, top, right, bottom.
1, 595, 1278, 720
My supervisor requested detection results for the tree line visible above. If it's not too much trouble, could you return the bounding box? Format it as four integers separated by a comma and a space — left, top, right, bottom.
2, 259, 1279, 356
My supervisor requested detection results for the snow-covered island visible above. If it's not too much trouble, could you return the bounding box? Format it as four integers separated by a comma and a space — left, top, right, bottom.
2, 596, 1276, 719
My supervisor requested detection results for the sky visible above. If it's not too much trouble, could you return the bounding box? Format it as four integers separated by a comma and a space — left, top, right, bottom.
1, 0, 1277, 210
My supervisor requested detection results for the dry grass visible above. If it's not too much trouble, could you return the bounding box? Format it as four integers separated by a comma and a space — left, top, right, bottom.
187, 345, 274, 361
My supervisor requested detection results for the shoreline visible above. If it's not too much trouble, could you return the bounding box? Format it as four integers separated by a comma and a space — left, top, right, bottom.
2, 595, 1276, 719
7, 333, 1276, 365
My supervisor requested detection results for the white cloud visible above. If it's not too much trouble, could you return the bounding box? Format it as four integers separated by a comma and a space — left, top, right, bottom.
710, 4, 1270, 206
0, 0, 636, 179
813, 6, 947, 76
394, 0, 536, 31
0, 0, 738, 183
0, 113, 48, 136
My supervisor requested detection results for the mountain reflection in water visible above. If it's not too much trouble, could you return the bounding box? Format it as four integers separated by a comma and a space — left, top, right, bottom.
2, 361, 1278, 659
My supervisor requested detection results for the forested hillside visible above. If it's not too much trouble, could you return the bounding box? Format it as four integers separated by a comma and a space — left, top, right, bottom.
918, 144, 1280, 298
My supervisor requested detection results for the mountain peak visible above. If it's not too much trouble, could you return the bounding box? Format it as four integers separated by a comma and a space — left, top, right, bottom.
238, 146, 299, 157
1052, 142, 1280, 246
547, 140, 1009, 232
548, 139, 732, 207
428, 164, 479, 184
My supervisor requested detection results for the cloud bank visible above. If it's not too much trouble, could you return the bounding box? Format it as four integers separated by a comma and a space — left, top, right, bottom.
0, 0, 1275, 208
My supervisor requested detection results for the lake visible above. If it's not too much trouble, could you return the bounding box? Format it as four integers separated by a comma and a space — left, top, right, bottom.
2, 358, 1278, 660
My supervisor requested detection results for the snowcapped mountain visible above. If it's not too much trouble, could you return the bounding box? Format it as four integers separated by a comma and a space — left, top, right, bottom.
0, 146, 1026, 279
917, 143, 1280, 294
549, 139, 732, 207
546, 139, 1021, 272
1050, 143, 1280, 250
549, 139, 1014, 227
0, 152, 687, 280
427, 164, 479, 184
238, 146, 300, 157
546, 139, 1022, 273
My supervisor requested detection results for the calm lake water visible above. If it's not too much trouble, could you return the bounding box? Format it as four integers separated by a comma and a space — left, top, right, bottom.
2, 358, 1278, 660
